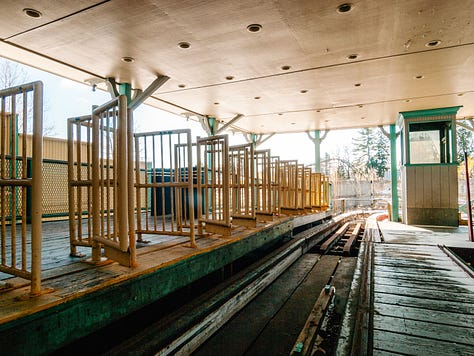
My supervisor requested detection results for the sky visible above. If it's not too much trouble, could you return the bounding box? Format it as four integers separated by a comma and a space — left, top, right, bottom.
1, 58, 358, 167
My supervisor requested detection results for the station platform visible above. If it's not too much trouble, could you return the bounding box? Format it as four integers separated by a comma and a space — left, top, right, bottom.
0, 211, 331, 355
339, 217, 474, 355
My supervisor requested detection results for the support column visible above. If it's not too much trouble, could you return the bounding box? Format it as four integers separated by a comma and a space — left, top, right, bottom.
306, 130, 328, 172
389, 124, 399, 222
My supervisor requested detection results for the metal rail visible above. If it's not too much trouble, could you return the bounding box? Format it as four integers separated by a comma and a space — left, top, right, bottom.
0, 81, 43, 294
229, 143, 256, 227
67, 115, 94, 256
134, 129, 196, 247
196, 135, 231, 236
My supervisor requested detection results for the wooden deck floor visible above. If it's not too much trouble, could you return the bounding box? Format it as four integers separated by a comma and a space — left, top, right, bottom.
372, 221, 474, 355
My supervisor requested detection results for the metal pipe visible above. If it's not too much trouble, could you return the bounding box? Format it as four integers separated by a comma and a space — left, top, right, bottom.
465, 152, 474, 242
30, 81, 43, 295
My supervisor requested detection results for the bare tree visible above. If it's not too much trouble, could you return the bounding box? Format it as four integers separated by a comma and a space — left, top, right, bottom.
0, 58, 55, 136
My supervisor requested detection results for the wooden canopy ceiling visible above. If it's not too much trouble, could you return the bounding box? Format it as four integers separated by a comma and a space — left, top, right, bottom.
0, 0, 473, 134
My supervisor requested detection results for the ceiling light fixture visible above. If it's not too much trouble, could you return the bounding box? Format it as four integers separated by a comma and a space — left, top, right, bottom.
358, 104, 363, 108
425, 40, 441, 47
226, 76, 234, 80
354, 83, 361, 87
254, 96, 261, 99
347, 54, 358, 60
23, 8, 42, 18
458, 93, 464, 96
405, 99, 412, 102
121, 56, 135, 63
414, 75, 424, 79
178, 42, 191, 49
300, 90, 308, 93
178, 84, 186, 88
281, 65, 291, 70
337, 3, 353, 13
247, 24, 262, 33
290, 122, 296, 125
214, 102, 219, 105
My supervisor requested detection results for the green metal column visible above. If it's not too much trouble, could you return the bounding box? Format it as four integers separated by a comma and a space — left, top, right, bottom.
390, 124, 399, 222
118, 83, 132, 103
314, 130, 321, 172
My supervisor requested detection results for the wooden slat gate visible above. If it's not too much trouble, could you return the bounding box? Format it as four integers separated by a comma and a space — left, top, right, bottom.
0, 81, 43, 294
255, 149, 273, 221
196, 135, 231, 236
229, 143, 256, 228
280, 160, 299, 215
134, 129, 196, 247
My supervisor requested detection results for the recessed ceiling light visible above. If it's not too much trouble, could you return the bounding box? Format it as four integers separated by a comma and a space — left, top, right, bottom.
178, 84, 186, 88
278, 113, 283, 116
226, 76, 234, 80
178, 42, 191, 49
316, 110, 321, 113
23, 8, 42, 18
358, 104, 363, 108
458, 93, 464, 96
325, 119, 329, 122
281, 65, 291, 71
414, 75, 424, 79
361, 117, 366, 120
405, 99, 411, 102
291, 122, 296, 125
425, 40, 441, 47
254, 96, 261, 100
247, 24, 262, 33
347, 54, 358, 60
337, 3, 353, 13
121, 56, 135, 63
214, 102, 219, 105
300, 90, 308, 93
354, 83, 361, 87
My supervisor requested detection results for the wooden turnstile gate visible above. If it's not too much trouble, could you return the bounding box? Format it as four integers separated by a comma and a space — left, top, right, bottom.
196, 135, 231, 236
0, 81, 43, 294
91, 96, 135, 266
134, 129, 196, 247
229, 143, 256, 228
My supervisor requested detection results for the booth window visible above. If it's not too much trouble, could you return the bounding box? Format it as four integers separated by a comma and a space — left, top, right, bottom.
408, 121, 453, 164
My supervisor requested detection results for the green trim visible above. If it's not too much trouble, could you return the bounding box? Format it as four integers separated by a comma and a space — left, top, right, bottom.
404, 162, 459, 167
399, 106, 462, 119
118, 83, 132, 104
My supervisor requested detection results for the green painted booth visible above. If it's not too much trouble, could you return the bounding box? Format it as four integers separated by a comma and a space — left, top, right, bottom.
398, 106, 461, 226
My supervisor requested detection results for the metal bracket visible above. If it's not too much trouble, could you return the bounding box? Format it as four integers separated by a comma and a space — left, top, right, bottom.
216, 114, 244, 134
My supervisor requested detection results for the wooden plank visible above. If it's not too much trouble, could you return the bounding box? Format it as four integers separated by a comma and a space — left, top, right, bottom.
374, 293, 474, 315
423, 166, 433, 208
431, 165, 441, 208
373, 329, 474, 355
374, 275, 474, 294
343, 222, 361, 255
414, 166, 424, 207
374, 259, 465, 271
374, 285, 474, 304
291, 286, 335, 356
374, 269, 471, 286
440, 166, 449, 207
375, 303, 474, 329
320, 222, 349, 252
374, 265, 469, 278
374, 314, 474, 346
